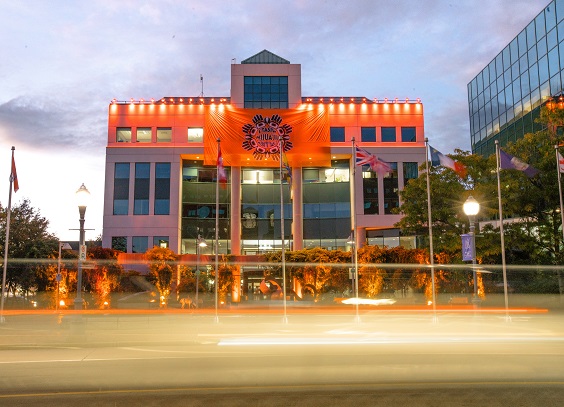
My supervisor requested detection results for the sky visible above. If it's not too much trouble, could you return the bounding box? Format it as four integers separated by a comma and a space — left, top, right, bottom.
0, 0, 550, 242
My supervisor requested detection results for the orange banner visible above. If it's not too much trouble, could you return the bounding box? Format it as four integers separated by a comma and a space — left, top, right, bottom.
204, 106, 330, 167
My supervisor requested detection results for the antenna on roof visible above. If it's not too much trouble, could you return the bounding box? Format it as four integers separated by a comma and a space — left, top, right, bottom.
200, 74, 204, 97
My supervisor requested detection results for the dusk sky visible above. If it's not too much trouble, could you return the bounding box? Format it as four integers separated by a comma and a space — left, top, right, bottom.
0, 0, 549, 241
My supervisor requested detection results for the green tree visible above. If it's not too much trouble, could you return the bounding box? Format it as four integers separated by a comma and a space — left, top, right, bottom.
145, 246, 177, 307
0, 199, 58, 297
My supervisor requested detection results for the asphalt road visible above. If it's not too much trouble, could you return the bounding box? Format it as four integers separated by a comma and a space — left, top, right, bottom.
0, 309, 563, 406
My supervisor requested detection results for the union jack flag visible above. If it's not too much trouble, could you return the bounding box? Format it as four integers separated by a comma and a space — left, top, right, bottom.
355, 146, 393, 176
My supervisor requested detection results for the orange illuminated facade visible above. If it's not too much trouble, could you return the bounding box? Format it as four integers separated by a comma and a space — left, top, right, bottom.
102, 50, 425, 259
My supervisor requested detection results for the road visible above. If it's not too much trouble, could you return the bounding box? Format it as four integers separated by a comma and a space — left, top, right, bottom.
0, 309, 563, 405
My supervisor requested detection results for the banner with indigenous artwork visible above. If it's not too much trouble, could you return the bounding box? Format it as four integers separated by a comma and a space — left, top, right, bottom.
204, 106, 330, 167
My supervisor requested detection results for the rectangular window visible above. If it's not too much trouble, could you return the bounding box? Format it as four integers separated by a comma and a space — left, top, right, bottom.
187, 127, 203, 143
116, 127, 131, 143
362, 170, 379, 215
113, 163, 130, 215
155, 163, 171, 215
330, 127, 345, 142
403, 162, 418, 187
244, 76, 288, 108
401, 127, 416, 142
132, 236, 148, 254
361, 127, 376, 142
134, 163, 150, 215
157, 127, 172, 142
153, 236, 169, 248
381, 127, 396, 142
136, 127, 152, 143
383, 162, 399, 214
111, 236, 127, 252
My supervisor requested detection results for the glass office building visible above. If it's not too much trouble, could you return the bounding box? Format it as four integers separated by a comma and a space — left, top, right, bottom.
468, 0, 564, 156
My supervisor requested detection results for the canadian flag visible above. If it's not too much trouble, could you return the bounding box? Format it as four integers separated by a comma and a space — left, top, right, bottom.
217, 144, 227, 188
558, 151, 564, 173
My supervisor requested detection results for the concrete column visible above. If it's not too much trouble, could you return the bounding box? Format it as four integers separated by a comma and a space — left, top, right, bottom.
230, 166, 241, 255
292, 167, 303, 250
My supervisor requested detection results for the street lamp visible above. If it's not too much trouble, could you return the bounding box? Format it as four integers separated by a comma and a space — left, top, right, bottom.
75, 183, 90, 310
57, 241, 72, 310
196, 235, 207, 308
463, 195, 480, 303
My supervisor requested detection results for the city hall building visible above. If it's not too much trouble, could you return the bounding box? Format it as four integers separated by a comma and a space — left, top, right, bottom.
102, 50, 425, 259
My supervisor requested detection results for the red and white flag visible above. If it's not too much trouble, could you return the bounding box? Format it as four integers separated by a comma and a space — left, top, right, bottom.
11, 154, 19, 192
558, 151, 564, 173
217, 144, 227, 188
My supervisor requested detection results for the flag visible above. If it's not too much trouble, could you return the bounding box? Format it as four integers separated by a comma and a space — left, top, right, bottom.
558, 151, 564, 173
282, 150, 292, 188
11, 154, 19, 193
217, 144, 227, 188
499, 149, 539, 178
355, 146, 393, 177
429, 145, 467, 177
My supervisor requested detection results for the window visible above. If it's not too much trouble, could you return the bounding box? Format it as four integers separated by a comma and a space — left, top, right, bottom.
401, 127, 416, 142
154, 163, 170, 215
381, 127, 396, 142
132, 236, 148, 254
116, 127, 131, 143
244, 76, 288, 108
188, 127, 203, 143
361, 127, 376, 142
157, 127, 172, 142
113, 163, 129, 215
362, 170, 379, 215
153, 236, 169, 248
111, 236, 127, 252
136, 128, 151, 143
134, 163, 150, 215
403, 162, 418, 187
330, 127, 345, 142
383, 162, 398, 214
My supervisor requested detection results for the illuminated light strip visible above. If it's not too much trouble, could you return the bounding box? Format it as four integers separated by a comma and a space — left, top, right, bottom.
218, 335, 564, 346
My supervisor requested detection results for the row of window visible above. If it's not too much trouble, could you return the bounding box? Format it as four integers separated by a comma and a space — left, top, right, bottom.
111, 236, 169, 253
330, 126, 416, 143
116, 126, 417, 145
113, 163, 171, 215
116, 127, 204, 143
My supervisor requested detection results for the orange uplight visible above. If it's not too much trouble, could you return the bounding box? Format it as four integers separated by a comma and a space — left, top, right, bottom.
350, 98, 354, 103
161, 98, 166, 103
384, 98, 388, 103
417, 98, 421, 103
169, 98, 174, 102
394, 98, 398, 103
150, 98, 155, 104
405, 98, 409, 103
130, 98, 135, 104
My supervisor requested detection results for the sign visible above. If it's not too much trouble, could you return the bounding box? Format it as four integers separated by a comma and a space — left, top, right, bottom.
461, 234, 473, 261
79, 244, 87, 261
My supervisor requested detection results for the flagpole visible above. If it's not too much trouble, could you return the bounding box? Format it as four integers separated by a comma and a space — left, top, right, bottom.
1, 147, 15, 323
279, 137, 288, 323
555, 145, 564, 297
214, 138, 220, 323
424, 139, 438, 323
495, 140, 510, 322
351, 138, 360, 323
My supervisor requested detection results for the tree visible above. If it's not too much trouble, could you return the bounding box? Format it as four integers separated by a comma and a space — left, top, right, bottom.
145, 246, 177, 307
85, 247, 123, 308
0, 199, 58, 297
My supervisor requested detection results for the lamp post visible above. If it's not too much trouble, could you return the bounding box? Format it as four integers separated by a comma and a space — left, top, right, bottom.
196, 235, 207, 308
57, 242, 72, 311
463, 195, 480, 304
75, 183, 90, 310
